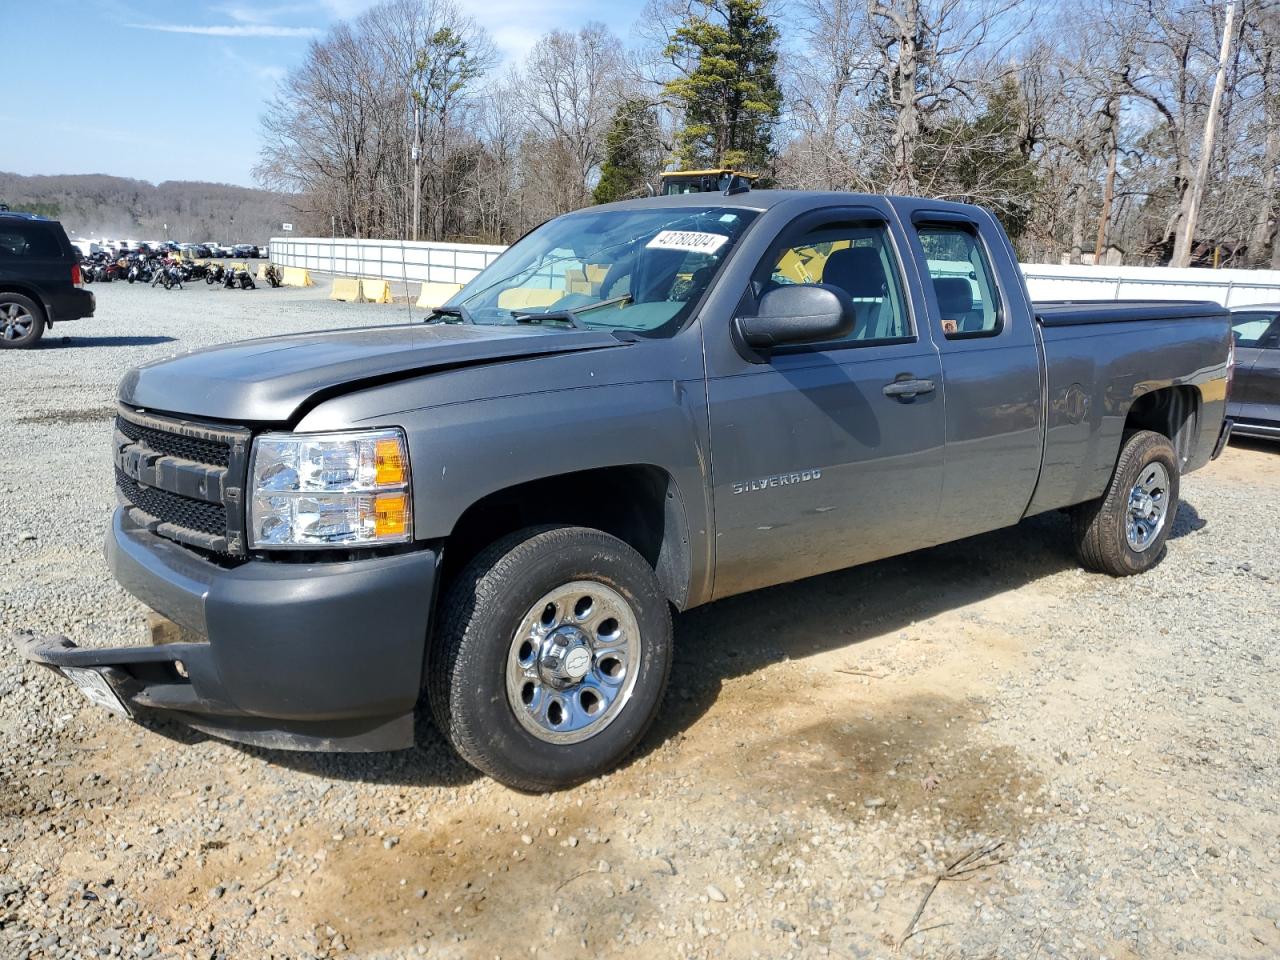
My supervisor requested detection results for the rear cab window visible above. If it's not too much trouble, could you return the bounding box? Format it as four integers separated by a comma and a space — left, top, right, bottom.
915, 224, 1002, 338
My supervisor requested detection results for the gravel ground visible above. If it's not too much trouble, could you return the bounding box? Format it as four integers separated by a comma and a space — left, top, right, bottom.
2, 280, 1278, 959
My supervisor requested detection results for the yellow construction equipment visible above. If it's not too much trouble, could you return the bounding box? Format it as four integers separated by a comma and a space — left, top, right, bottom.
658, 169, 756, 195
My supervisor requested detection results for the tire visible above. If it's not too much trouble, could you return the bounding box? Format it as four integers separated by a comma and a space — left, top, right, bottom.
1072, 429, 1180, 576
0, 293, 46, 349
430, 525, 673, 791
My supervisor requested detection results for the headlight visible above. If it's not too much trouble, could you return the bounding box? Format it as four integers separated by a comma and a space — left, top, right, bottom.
248, 429, 412, 549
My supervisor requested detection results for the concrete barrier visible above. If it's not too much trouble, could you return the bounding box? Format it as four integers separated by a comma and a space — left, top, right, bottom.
361, 279, 393, 304
329, 277, 363, 302
416, 282, 463, 309
497, 288, 563, 311
281, 266, 314, 288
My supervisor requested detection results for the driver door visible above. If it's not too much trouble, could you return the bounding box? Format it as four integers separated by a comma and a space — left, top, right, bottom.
704, 209, 945, 600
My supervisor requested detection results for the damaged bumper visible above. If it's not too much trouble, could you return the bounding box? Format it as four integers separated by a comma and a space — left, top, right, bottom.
18, 509, 439, 752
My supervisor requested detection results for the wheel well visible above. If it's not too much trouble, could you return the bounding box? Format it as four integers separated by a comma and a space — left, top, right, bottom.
1123, 385, 1200, 466
440, 465, 692, 609
0, 284, 46, 315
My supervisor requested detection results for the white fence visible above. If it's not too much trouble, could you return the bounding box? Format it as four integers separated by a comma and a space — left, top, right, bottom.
270, 235, 1280, 307
268, 237, 506, 286
1022, 263, 1280, 307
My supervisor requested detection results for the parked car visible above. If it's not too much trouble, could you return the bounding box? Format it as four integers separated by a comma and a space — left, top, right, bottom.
0, 211, 95, 348
21, 191, 1231, 789
1228, 303, 1279, 439
231, 244, 257, 259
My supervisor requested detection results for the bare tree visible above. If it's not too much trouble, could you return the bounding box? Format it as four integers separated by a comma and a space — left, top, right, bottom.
522, 24, 626, 213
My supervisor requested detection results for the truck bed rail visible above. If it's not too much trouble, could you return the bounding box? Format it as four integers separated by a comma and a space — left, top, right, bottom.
1035, 300, 1229, 327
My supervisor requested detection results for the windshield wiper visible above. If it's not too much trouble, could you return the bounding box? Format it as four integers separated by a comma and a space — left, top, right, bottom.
428, 304, 476, 324
512, 295, 633, 329
513, 309, 581, 328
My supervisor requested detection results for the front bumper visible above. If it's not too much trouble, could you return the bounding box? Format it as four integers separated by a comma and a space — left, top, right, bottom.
18, 509, 438, 751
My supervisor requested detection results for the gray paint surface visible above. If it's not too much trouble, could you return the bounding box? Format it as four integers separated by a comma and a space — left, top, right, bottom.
118, 191, 1232, 610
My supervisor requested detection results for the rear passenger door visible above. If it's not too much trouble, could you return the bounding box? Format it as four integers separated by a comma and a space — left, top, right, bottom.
706, 207, 945, 599
905, 212, 1043, 541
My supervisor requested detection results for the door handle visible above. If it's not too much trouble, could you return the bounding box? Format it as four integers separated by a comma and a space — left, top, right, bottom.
882, 377, 936, 400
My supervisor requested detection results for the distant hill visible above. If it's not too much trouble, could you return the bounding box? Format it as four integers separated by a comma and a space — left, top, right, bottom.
0, 172, 293, 244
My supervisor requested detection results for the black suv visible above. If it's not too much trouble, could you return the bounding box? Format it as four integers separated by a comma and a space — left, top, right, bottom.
0, 211, 95, 348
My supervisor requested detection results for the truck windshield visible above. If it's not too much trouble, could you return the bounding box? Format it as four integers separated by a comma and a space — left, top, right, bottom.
442, 207, 759, 337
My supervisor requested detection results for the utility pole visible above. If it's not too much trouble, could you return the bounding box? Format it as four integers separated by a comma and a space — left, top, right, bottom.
1172, 0, 1238, 268
411, 100, 422, 243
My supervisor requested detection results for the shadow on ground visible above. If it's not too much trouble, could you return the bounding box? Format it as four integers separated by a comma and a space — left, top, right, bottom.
178, 500, 1204, 788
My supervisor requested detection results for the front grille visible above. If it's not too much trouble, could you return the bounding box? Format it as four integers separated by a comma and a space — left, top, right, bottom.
113, 406, 251, 555
115, 415, 230, 467
115, 466, 226, 535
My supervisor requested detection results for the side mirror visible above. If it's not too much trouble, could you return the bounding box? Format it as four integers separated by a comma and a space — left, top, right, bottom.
734, 283, 855, 352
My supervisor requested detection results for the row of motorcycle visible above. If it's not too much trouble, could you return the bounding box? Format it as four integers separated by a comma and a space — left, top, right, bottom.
80, 253, 283, 290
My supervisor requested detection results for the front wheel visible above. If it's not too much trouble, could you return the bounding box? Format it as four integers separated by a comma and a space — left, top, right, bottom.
430, 526, 673, 791
1072, 429, 1180, 576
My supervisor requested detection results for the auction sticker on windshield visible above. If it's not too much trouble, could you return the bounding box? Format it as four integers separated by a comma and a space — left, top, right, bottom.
646, 231, 729, 254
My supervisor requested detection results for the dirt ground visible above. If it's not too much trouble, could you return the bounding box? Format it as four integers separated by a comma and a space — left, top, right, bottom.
2, 285, 1278, 959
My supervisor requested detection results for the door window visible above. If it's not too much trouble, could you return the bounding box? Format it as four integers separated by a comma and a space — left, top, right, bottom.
1231, 313, 1279, 347
763, 223, 911, 346
916, 225, 1001, 338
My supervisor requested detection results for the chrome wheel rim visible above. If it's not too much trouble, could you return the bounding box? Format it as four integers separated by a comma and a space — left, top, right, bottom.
1, 302, 34, 341
505, 580, 641, 745
1126, 461, 1171, 552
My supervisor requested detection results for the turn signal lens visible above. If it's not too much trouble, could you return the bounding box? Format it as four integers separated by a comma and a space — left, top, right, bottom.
374, 492, 409, 538
375, 437, 407, 486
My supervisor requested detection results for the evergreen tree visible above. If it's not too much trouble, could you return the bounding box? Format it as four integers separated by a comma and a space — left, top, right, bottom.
663, 0, 782, 175
593, 99, 660, 204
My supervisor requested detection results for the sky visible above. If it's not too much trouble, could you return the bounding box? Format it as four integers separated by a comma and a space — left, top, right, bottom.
2, 0, 643, 188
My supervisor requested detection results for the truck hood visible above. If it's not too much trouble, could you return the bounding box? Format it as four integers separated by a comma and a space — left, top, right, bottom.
119, 322, 629, 423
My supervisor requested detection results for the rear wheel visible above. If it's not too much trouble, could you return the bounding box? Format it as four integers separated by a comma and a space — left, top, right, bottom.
429, 525, 673, 791
1072, 429, 1179, 576
0, 294, 45, 349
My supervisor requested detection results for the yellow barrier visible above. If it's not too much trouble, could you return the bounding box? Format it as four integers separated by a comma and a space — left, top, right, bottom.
416, 282, 463, 309
281, 267, 314, 287
256, 263, 270, 280
496, 288, 563, 310
330, 277, 363, 302
361, 278, 393, 304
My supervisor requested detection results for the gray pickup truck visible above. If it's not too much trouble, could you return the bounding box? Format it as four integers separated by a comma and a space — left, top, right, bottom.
22, 191, 1233, 790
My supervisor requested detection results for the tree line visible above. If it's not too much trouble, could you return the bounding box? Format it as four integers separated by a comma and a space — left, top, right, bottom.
0, 172, 289, 244
256, 0, 1280, 268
